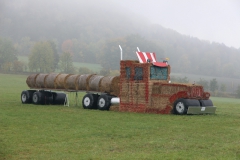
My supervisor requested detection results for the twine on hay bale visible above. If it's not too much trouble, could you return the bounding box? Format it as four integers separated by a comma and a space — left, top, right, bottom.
54, 74, 71, 89
64, 74, 81, 90
26, 73, 39, 88
45, 73, 60, 89
89, 75, 104, 92
35, 74, 48, 88
99, 76, 120, 96
77, 74, 95, 91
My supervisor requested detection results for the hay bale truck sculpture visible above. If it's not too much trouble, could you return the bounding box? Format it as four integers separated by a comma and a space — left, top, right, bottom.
21, 51, 216, 115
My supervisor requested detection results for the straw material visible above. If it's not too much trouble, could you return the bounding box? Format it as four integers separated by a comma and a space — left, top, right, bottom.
54, 74, 71, 89
35, 74, 48, 88
89, 75, 104, 92
99, 76, 120, 96
45, 73, 60, 89
78, 74, 95, 91
109, 105, 119, 112
64, 74, 81, 90
26, 74, 39, 88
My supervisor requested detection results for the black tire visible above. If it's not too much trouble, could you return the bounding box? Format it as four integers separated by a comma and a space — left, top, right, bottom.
173, 99, 201, 115
32, 91, 43, 105
53, 92, 66, 105
21, 91, 31, 103
97, 94, 111, 110
199, 99, 213, 106
82, 94, 98, 109
173, 99, 188, 115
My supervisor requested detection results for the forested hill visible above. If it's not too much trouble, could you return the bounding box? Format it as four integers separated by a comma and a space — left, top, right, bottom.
1, 0, 240, 78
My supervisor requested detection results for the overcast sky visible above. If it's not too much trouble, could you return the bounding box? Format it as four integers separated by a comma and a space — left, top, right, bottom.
116, 0, 240, 49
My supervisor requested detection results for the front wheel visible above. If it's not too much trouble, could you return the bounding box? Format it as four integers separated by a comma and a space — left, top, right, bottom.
173, 99, 187, 115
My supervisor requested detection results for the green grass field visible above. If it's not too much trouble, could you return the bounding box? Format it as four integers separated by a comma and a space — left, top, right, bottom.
0, 73, 240, 160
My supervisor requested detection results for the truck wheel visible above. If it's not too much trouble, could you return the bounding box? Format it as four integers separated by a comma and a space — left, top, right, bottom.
173, 99, 187, 115
21, 91, 31, 103
97, 94, 111, 110
82, 94, 97, 109
199, 99, 213, 106
32, 92, 43, 105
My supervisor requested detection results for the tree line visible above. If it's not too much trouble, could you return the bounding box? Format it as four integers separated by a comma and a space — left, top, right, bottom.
1, 0, 240, 79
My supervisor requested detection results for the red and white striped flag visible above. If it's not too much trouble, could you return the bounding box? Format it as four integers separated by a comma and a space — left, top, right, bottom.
136, 51, 168, 67
136, 52, 157, 63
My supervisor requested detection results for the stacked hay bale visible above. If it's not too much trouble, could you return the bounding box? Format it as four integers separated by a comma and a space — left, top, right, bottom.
89, 75, 104, 92
64, 74, 81, 90
99, 76, 120, 96
119, 60, 151, 113
26, 74, 39, 88
77, 74, 94, 91
35, 74, 48, 88
26, 73, 120, 96
45, 73, 60, 89
54, 74, 71, 89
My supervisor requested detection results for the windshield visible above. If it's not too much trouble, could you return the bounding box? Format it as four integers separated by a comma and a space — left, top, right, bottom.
150, 66, 168, 80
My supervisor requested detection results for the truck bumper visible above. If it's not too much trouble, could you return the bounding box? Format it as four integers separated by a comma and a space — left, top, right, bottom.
187, 106, 216, 114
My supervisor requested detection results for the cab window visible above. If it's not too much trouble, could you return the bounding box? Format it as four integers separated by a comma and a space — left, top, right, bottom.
150, 66, 168, 80
134, 67, 143, 80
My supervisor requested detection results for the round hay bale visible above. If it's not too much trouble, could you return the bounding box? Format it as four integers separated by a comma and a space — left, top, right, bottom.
78, 74, 95, 90
89, 75, 104, 92
45, 73, 60, 89
35, 74, 48, 88
64, 74, 81, 90
110, 76, 120, 96
99, 76, 113, 93
54, 74, 71, 89
26, 74, 39, 88
100, 76, 120, 95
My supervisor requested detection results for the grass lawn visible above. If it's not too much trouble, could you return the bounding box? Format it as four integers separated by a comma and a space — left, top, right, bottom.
0, 73, 240, 159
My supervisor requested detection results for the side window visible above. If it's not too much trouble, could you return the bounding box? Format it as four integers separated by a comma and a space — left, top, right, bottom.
150, 66, 168, 80
126, 67, 131, 80
134, 67, 143, 80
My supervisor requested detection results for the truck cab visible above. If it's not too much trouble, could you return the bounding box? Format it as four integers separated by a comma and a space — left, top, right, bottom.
119, 52, 216, 114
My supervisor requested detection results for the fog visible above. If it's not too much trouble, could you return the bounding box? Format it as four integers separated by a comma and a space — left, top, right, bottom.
1, 0, 240, 80
116, 0, 240, 48
1, 0, 239, 48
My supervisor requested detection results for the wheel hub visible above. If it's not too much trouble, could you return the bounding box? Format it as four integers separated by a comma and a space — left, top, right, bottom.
22, 94, 27, 102
84, 97, 90, 106
32, 94, 38, 103
176, 102, 185, 113
98, 98, 105, 108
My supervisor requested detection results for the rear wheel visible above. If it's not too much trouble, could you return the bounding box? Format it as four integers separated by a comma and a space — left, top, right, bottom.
32, 92, 43, 105
82, 94, 98, 109
97, 94, 111, 110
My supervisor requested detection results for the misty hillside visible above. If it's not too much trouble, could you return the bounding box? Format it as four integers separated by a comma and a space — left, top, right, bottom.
1, 0, 240, 78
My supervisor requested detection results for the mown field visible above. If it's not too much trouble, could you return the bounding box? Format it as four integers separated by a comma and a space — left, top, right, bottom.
0, 73, 240, 160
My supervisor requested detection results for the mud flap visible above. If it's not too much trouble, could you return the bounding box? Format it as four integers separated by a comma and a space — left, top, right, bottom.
187, 106, 216, 114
